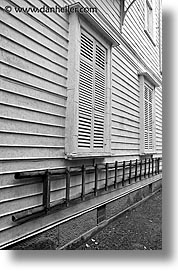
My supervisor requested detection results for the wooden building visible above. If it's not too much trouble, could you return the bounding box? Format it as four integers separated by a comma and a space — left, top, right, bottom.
0, 0, 162, 249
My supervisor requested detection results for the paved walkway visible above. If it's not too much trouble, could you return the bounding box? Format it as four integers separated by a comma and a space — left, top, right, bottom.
75, 190, 162, 250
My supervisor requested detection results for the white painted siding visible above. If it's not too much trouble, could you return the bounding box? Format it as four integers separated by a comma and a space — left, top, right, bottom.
111, 47, 140, 161
0, 0, 69, 175
65, 0, 121, 33
122, 0, 160, 74
0, 0, 69, 243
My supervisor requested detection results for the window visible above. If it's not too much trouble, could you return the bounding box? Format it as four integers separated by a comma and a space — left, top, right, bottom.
146, 0, 153, 36
139, 72, 159, 155
144, 83, 153, 151
65, 4, 117, 159
78, 30, 106, 151
144, 0, 156, 44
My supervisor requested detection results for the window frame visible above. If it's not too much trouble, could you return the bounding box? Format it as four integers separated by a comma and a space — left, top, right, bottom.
65, 11, 114, 160
144, 0, 156, 45
143, 82, 154, 152
139, 72, 159, 155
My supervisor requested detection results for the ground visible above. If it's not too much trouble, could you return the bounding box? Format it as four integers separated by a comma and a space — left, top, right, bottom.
72, 189, 162, 250
8, 189, 162, 250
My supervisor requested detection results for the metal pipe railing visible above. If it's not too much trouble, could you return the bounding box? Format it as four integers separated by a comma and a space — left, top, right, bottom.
13, 157, 162, 222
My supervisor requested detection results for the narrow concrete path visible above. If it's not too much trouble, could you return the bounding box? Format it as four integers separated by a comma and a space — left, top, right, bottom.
75, 190, 162, 250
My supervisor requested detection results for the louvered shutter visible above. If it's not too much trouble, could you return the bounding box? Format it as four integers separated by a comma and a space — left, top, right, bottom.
148, 86, 153, 150
78, 32, 94, 149
78, 30, 106, 151
93, 44, 106, 149
144, 84, 153, 151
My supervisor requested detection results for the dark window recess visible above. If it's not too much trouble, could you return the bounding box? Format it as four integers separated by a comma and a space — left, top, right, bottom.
97, 205, 106, 224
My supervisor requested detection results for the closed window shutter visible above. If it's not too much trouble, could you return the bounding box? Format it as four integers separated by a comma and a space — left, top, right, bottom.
148, 86, 153, 150
78, 32, 94, 148
144, 86, 149, 150
144, 84, 153, 151
78, 30, 106, 151
93, 44, 106, 148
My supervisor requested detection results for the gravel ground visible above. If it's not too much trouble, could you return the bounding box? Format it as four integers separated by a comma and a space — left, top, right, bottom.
74, 190, 162, 250
9, 189, 162, 250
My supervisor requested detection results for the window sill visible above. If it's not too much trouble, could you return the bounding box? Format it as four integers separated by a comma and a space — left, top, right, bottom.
144, 29, 156, 46
65, 152, 112, 160
140, 152, 156, 158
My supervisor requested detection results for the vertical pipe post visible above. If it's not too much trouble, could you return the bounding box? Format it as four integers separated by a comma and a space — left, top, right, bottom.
152, 158, 154, 176
135, 159, 137, 182
94, 164, 98, 196
66, 168, 70, 207
105, 163, 108, 191
144, 158, 147, 178
81, 165, 85, 201
129, 160, 132, 184
114, 161, 118, 189
43, 170, 50, 213
140, 159, 142, 180
148, 158, 151, 177
122, 161, 125, 187
155, 158, 158, 174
